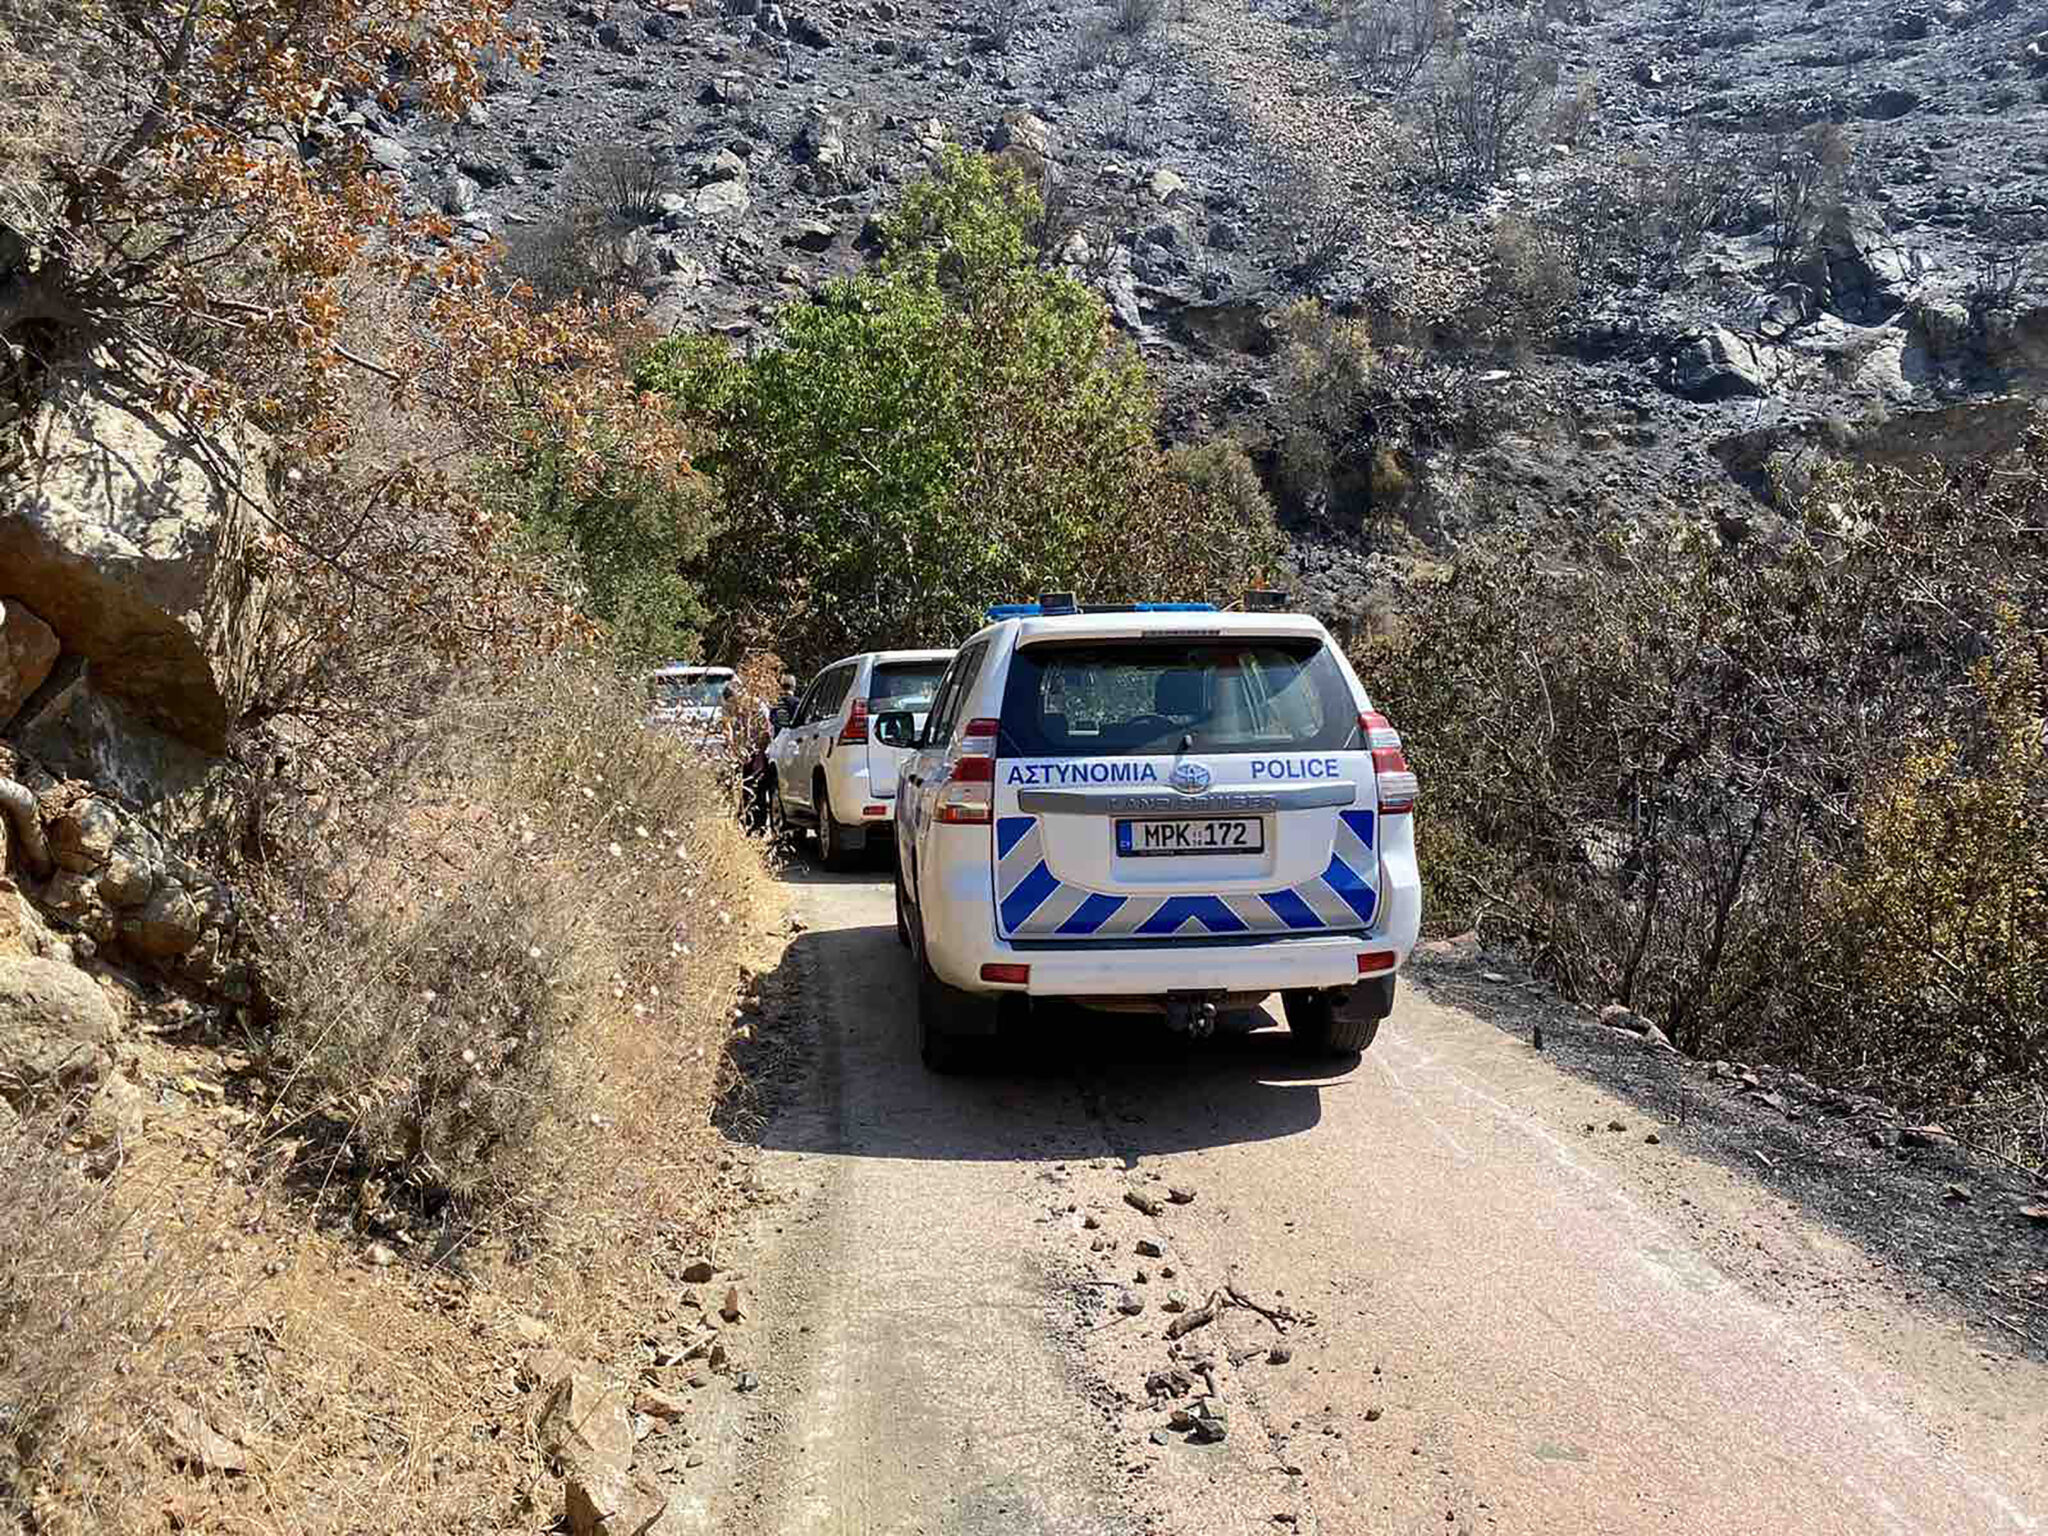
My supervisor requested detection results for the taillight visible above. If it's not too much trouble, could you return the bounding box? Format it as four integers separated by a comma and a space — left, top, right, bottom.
1361, 711, 1417, 814
838, 698, 870, 746
935, 717, 1001, 825
1358, 951, 1396, 975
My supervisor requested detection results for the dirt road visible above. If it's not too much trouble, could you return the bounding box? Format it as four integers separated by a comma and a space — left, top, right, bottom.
695, 869, 2047, 1535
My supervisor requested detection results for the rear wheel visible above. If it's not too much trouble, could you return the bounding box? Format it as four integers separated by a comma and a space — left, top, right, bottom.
908, 890, 975, 1073
1283, 977, 1393, 1056
816, 777, 860, 872
765, 777, 797, 851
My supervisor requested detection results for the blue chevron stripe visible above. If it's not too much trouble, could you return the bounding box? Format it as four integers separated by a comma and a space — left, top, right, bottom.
1059, 893, 1128, 935
1321, 851, 1379, 925
999, 860, 1062, 930
993, 816, 1379, 937
1259, 889, 1323, 931
996, 816, 1036, 860
1137, 896, 1250, 936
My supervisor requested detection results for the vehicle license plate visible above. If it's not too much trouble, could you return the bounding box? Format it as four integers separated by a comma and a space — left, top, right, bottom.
1115, 818, 1264, 857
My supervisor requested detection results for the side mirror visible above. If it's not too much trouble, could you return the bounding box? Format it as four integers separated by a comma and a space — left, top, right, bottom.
872, 710, 917, 748
769, 706, 790, 731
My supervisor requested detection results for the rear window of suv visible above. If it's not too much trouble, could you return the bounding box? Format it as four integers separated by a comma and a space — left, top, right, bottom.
998, 640, 1361, 757
870, 661, 949, 709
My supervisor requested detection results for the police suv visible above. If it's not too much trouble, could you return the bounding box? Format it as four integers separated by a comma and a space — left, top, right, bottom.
891, 593, 1422, 1071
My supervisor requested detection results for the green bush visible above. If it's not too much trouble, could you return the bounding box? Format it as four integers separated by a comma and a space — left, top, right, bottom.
495, 438, 718, 664
1819, 626, 2047, 1108
638, 148, 1279, 669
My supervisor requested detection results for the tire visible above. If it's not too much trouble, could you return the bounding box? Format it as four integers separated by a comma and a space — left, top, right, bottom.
765, 778, 797, 852
1283, 976, 1393, 1056
816, 777, 860, 872
908, 892, 974, 1074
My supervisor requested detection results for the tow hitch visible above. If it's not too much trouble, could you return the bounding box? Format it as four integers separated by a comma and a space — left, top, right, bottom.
1165, 993, 1221, 1039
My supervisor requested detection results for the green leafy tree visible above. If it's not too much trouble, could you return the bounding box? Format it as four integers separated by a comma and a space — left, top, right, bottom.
638, 148, 1279, 669
495, 436, 719, 663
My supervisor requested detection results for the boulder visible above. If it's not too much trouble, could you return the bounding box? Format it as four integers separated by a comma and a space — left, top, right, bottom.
2, 370, 268, 753
701, 73, 754, 107
568, 1465, 672, 1536
50, 796, 120, 874
691, 180, 752, 219
0, 956, 117, 1114
786, 218, 837, 252
0, 599, 59, 730
96, 839, 160, 909
1672, 327, 1770, 401
441, 172, 480, 216
122, 880, 205, 959
692, 148, 748, 185
11, 666, 236, 833
987, 109, 1055, 164
794, 104, 846, 169
80, 1070, 149, 1154
1148, 167, 1187, 205
0, 884, 59, 961
458, 154, 516, 189
537, 1369, 635, 1483
364, 135, 409, 174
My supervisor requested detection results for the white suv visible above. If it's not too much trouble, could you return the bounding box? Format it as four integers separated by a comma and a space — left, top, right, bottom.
892, 596, 1421, 1070
766, 649, 954, 869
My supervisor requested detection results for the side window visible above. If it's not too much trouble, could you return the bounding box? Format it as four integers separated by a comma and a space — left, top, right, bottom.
823, 664, 855, 718
922, 657, 965, 747
930, 640, 988, 745
795, 672, 832, 726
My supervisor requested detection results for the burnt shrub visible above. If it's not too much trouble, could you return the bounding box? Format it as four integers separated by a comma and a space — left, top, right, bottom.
1360, 430, 2048, 1161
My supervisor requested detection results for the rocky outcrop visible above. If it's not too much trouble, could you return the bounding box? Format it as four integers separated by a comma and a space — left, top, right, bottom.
0, 599, 58, 729
9, 665, 236, 830
27, 784, 247, 999
1, 368, 270, 757
1670, 327, 1772, 402
0, 955, 118, 1117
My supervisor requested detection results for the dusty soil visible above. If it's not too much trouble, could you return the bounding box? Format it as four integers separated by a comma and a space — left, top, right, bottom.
688, 858, 2048, 1534
1417, 942, 2048, 1363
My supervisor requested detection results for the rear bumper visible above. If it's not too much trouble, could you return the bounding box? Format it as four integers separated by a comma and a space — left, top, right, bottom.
995, 935, 1386, 997
822, 754, 897, 822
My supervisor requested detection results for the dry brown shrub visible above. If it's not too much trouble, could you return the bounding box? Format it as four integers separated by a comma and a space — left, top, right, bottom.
1359, 431, 2048, 1161
255, 653, 775, 1273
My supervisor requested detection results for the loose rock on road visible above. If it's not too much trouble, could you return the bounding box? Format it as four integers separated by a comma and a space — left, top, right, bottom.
689, 868, 2046, 1535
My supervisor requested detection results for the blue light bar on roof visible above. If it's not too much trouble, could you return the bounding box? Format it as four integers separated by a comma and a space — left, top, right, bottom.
984, 601, 1221, 620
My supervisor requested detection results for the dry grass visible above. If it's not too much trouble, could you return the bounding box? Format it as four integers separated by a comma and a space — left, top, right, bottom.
0, 1101, 231, 1535
3, 656, 783, 1531
255, 651, 778, 1297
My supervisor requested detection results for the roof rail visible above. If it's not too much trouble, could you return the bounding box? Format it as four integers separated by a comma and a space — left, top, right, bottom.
983, 600, 1222, 621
